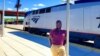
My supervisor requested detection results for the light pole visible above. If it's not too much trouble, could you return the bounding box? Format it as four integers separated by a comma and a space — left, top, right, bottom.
2, 0, 5, 37
65, 0, 70, 56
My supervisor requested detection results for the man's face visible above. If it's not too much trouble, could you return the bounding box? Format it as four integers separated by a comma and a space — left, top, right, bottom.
56, 22, 62, 29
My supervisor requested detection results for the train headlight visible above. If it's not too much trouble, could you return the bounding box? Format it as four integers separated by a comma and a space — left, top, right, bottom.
47, 32, 50, 36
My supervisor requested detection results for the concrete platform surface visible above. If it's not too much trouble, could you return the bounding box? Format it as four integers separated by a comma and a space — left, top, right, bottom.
0, 28, 51, 56
5, 24, 23, 30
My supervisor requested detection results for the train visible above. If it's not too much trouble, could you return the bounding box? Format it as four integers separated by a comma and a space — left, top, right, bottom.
23, 0, 100, 47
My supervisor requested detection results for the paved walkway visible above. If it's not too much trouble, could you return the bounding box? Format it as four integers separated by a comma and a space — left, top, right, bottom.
0, 28, 51, 56
5, 24, 23, 30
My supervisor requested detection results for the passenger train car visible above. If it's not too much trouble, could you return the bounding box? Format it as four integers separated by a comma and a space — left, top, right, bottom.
23, 0, 100, 47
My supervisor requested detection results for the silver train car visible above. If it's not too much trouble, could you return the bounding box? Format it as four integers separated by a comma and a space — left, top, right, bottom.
23, 0, 100, 47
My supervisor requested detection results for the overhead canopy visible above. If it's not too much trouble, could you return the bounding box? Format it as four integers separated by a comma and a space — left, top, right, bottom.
0, 10, 25, 16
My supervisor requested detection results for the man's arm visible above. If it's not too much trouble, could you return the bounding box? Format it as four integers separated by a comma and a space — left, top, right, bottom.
63, 37, 66, 45
49, 35, 52, 46
63, 30, 67, 45
49, 30, 53, 46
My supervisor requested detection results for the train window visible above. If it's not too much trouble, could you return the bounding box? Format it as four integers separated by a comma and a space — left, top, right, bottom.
35, 10, 38, 14
32, 11, 35, 14
24, 13, 27, 17
39, 9, 45, 14
46, 8, 51, 13
24, 11, 32, 17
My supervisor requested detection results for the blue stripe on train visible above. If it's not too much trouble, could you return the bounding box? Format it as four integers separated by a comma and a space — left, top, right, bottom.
25, 27, 99, 40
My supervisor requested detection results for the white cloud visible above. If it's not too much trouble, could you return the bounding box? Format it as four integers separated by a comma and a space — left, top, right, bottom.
19, 8, 38, 11
62, 0, 66, 1
8, 1, 12, 4
31, 8, 38, 10
33, 3, 45, 7
62, 0, 78, 4
19, 9, 23, 11
33, 4, 37, 6
62, 0, 77, 1
19, 8, 29, 11
7, 8, 13, 10
23, 8, 29, 11
70, 0, 77, 4
38, 3, 45, 7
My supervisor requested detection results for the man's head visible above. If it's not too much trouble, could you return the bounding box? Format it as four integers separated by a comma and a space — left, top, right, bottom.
56, 20, 62, 29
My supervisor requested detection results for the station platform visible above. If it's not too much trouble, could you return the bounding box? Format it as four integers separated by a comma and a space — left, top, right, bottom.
0, 28, 100, 56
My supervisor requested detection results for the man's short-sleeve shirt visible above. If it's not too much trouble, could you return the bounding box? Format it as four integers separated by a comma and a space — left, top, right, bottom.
50, 28, 66, 45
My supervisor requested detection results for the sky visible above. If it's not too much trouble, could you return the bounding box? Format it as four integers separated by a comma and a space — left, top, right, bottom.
0, 0, 76, 18
0, 0, 68, 12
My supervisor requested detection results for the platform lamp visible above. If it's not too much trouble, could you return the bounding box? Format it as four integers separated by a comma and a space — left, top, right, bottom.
62, 0, 77, 56
66, 0, 70, 56
2, 0, 5, 37
15, 0, 21, 24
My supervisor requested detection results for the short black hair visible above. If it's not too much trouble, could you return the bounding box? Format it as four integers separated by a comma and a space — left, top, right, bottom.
56, 20, 62, 24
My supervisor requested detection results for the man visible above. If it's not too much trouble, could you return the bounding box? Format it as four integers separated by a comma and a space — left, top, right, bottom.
49, 20, 66, 56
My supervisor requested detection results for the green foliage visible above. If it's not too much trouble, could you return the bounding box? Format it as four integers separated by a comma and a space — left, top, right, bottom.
5, 18, 14, 22
5, 18, 23, 22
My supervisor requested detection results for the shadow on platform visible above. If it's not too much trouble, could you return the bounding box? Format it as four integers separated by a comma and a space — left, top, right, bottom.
9, 31, 50, 48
